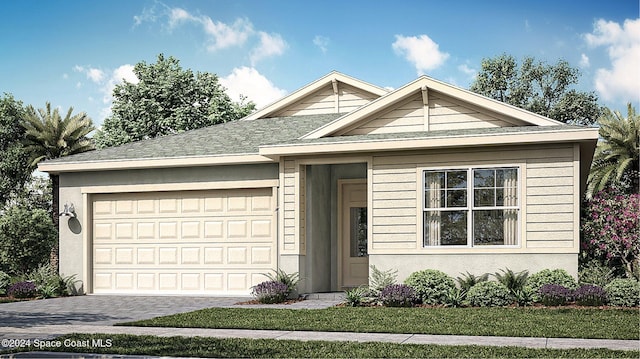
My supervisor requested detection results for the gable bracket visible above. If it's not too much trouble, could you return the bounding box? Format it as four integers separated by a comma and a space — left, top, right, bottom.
332, 79, 340, 113
421, 85, 430, 131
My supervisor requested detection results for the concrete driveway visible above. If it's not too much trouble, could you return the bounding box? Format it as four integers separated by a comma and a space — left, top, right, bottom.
0, 295, 245, 328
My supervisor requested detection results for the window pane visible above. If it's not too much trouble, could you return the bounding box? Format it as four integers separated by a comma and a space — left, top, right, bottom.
473, 209, 517, 246
350, 207, 368, 257
447, 189, 467, 207
441, 211, 468, 245
497, 168, 517, 185
474, 188, 495, 207
424, 212, 441, 246
447, 171, 467, 189
425, 189, 445, 209
474, 169, 495, 188
425, 171, 444, 188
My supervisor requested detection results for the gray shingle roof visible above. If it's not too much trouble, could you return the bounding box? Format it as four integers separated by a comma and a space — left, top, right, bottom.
45, 114, 341, 163
266, 124, 590, 147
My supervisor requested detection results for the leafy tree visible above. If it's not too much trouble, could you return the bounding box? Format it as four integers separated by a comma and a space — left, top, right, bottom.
22, 103, 95, 271
94, 54, 255, 148
587, 104, 639, 197
0, 94, 30, 209
470, 54, 601, 125
582, 189, 639, 279
0, 205, 56, 275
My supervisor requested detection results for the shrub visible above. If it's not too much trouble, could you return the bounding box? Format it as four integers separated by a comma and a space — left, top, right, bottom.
456, 272, 489, 293
573, 284, 607, 306
582, 190, 639, 279
513, 287, 535, 307
527, 269, 577, 301
493, 268, 529, 295
369, 265, 397, 295
344, 286, 369, 307
404, 269, 456, 305
379, 284, 417, 307
251, 281, 288, 304
27, 264, 78, 298
604, 278, 640, 307
539, 284, 572, 306
466, 281, 513, 307
443, 288, 466, 308
264, 269, 299, 298
7, 281, 37, 299
0, 271, 9, 296
0, 206, 56, 275
579, 260, 615, 287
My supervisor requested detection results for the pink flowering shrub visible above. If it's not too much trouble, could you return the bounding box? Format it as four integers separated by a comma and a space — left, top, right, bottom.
581, 189, 639, 279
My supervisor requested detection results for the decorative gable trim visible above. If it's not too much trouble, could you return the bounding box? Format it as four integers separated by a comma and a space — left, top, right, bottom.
242, 71, 388, 121
302, 76, 564, 139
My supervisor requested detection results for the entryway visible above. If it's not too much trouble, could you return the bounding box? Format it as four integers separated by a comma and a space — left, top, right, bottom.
339, 180, 368, 288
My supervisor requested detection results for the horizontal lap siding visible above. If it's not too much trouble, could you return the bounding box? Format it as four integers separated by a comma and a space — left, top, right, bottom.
338, 84, 380, 113
525, 153, 575, 248
282, 160, 296, 251
371, 145, 576, 252
344, 91, 528, 136
274, 83, 377, 117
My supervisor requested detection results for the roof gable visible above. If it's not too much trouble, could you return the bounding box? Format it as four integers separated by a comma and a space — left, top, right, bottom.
243, 71, 389, 121
303, 76, 563, 139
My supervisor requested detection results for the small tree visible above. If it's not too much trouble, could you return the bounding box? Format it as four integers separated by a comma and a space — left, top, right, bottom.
0, 94, 30, 209
582, 189, 640, 279
0, 206, 56, 275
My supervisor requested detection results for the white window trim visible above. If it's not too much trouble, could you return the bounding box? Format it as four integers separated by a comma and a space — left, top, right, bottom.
420, 164, 522, 249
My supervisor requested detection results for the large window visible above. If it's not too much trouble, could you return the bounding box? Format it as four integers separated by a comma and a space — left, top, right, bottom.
424, 167, 519, 247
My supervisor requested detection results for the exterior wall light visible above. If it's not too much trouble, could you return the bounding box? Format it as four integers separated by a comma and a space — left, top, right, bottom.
59, 203, 77, 218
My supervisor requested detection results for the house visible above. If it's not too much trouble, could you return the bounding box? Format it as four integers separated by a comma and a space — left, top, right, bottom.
39, 71, 599, 295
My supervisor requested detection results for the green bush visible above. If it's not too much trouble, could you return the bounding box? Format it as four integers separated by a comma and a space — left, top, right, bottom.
579, 260, 615, 287
369, 265, 397, 295
0, 270, 10, 295
344, 286, 369, 307
493, 268, 529, 295
604, 279, 640, 307
456, 272, 489, 293
527, 269, 577, 301
466, 281, 513, 307
404, 269, 456, 305
27, 264, 78, 298
0, 206, 56, 275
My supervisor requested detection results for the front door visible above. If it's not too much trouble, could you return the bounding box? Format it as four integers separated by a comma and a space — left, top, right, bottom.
339, 181, 368, 288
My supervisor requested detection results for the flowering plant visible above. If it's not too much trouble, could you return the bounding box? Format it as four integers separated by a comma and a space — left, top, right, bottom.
581, 189, 639, 279
538, 284, 572, 306
379, 284, 417, 307
251, 280, 288, 304
7, 281, 37, 299
573, 284, 607, 306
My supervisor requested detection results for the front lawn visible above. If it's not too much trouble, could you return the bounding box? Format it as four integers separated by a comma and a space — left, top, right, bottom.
8, 334, 640, 358
123, 306, 639, 340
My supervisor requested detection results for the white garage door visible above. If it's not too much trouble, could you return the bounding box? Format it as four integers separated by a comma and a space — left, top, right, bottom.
91, 188, 276, 295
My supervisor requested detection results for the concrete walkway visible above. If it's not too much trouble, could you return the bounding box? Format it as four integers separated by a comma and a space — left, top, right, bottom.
1, 295, 638, 355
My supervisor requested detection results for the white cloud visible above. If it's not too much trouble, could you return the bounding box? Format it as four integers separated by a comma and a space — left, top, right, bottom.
313, 35, 330, 53
392, 34, 449, 75
87, 68, 105, 83
133, 4, 285, 64
251, 32, 288, 65
220, 67, 287, 109
584, 18, 640, 102
579, 53, 590, 68
458, 64, 476, 80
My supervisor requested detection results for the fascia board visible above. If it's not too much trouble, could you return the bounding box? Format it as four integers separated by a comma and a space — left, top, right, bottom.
260, 128, 600, 157
38, 154, 274, 174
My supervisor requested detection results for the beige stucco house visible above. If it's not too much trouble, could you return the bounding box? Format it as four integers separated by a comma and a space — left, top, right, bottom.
39, 71, 599, 295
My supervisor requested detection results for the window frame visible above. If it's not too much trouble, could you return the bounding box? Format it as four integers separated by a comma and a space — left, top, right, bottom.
421, 165, 521, 249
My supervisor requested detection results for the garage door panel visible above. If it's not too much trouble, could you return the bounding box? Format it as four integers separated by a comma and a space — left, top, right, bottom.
92, 188, 276, 294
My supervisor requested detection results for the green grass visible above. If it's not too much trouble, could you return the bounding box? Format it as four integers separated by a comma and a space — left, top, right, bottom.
123, 306, 640, 340
8, 334, 639, 358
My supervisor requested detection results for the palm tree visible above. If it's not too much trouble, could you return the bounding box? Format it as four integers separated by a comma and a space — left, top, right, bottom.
587, 103, 639, 198
22, 102, 95, 271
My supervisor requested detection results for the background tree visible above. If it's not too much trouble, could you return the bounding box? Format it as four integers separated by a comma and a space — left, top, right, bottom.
470, 54, 601, 125
22, 102, 95, 271
0, 94, 30, 209
94, 54, 256, 148
587, 103, 639, 198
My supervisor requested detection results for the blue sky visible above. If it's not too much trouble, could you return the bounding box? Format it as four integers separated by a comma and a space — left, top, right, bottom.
1, 0, 638, 127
